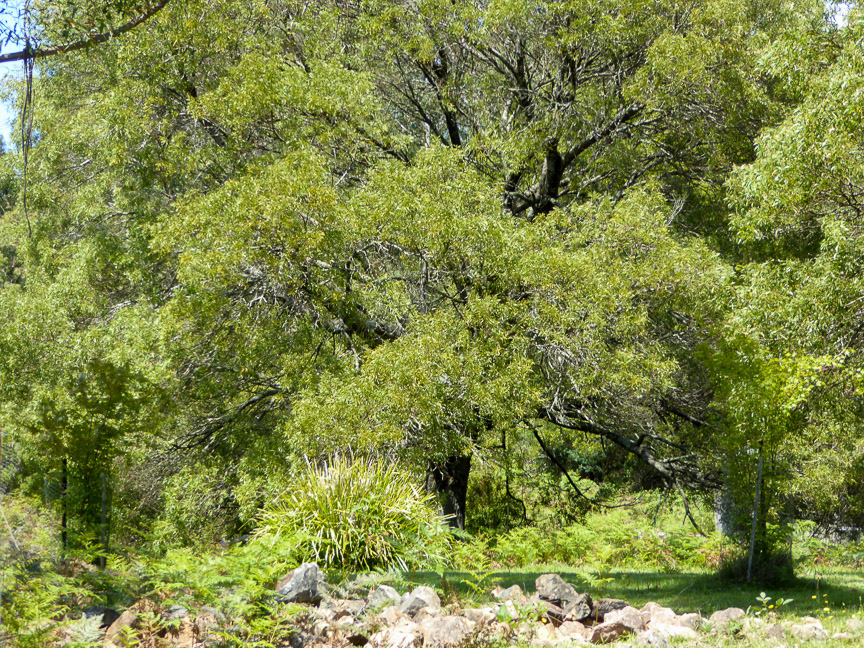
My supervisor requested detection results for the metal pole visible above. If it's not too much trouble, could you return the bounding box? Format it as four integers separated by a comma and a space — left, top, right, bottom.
747, 440, 764, 583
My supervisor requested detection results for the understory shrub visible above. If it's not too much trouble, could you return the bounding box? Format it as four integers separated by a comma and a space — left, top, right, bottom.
256, 455, 451, 571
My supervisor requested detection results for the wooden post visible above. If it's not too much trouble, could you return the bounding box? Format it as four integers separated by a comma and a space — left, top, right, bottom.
747, 440, 764, 583
100, 472, 108, 569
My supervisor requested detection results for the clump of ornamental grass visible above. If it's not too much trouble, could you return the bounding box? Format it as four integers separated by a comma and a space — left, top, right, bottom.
255, 455, 451, 571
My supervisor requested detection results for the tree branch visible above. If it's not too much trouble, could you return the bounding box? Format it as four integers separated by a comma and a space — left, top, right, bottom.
0, 1, 170, 64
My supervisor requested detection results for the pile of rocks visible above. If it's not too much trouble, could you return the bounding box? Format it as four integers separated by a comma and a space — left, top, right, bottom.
81, 563, 854, 648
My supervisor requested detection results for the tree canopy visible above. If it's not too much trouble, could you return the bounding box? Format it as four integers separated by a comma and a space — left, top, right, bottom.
0, 0, 861, 552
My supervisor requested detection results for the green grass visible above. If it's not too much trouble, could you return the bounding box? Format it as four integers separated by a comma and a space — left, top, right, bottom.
392, 565, 864, 619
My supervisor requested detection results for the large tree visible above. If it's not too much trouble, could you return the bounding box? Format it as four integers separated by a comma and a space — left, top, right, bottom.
0, 0, 843, 538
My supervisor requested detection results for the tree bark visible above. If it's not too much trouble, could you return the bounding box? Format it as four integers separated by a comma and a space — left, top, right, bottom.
429, 455, 471, 530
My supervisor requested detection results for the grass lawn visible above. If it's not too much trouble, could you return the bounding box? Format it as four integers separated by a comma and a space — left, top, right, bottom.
399, 565, 864, 619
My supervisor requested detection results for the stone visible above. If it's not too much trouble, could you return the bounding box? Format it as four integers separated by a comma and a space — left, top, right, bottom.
377, 606, 408, 627
104, 609, 140, 648
493, 584, 530, 605
832, 632, 854, 641
323, 598, 366, 619
276, 562, 328, 605
536, 574, 580, 607
636, 628, 671, 648
369, 586, 403, 610
589, 599, 627, 624
764, 623, 785, 641
420, 616, 474, 648
563, 595, 594, 624
788, 620, 828, 641
84, 606, 122, 628
400, 587, 441, 617
647, 623, 698, 640
708, 607, 745, 631
589, 606, 645, 644
414, 606, 442, 623
165, 604, 189, 620
531, 622, 559, 646
557, 621, 589, 640
369, 625, 422, 648
462, 607, 496, 625
846, 618, 864, 632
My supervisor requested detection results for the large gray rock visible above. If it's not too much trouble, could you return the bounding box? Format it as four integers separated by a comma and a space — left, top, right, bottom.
590, 599, 627, 623
420, 615, 474, 648
369, 586, 403, 610
563, 595, 594, 623
536, 574, 580, 607
493, 584, 530, 605
276, 562, 328, 604
708, 607, 745, 631
400, 587, 441, 617
589, 606, 645, 644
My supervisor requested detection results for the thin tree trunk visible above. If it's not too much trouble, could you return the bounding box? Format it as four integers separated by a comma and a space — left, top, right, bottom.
429, 455, 471, 530
61, 456, 68, 552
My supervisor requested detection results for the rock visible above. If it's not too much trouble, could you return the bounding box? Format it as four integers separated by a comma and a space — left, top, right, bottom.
557, 621, 589, 640
276, 562, 328, 605
369, 625, 422, 648
377, 606, 408, 626
589, 606, 645, 644
563, 595, 594, 624
536, 600, 566, 625
764, 624, 785, 641
708, 607, 745, 631
536, 574, 580, 607
846, 618, 864, 632
400, 587, 441, 617
647, 623, 698, 640
85, 606, 121, 628
165, 604, 189, 620
590, 599, 627, 624
497, 599, 521, 622
636, 628, 671, 648
832, 632, 854, 641
493, 585, 530, 605
420, 615, 474, 648
788, 620, 828, 641
462, 607, 496, 626
323, 598, 366, 619
104, 609, 140, 648
531, 622, 559, 646
369, 586, 403, 610
414, 606, 442, 623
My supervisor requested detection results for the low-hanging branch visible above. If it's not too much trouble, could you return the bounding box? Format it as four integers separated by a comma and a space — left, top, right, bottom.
0, 1, 170, 64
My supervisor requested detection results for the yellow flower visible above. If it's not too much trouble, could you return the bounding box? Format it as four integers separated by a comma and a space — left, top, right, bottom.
813, 595, 818, 599
824, 607, 831, 612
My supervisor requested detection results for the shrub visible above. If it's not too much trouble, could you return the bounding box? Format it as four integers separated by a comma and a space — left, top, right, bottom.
255, 455, 451, 571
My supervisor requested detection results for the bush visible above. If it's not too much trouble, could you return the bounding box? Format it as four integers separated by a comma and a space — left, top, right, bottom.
255, 455, 451, 571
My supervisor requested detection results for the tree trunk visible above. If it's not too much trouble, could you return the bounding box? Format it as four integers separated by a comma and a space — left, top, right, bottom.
61, 456, 68, 552
429, 455, 471, 530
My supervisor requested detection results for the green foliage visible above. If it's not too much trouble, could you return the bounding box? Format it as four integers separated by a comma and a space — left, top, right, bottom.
256, 455, 451, 571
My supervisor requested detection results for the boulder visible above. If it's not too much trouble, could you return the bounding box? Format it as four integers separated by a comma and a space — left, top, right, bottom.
276, 563, 328, 605
635, 628, 671, 648
588, 606, 645, 644
536, 574, 580, 608
590, 599, 627, 624
369, 624, 422, 648
708, 607, 745, 631
420, 615, 474, 648
400, 587, 441, 617
369, 586, 403, 610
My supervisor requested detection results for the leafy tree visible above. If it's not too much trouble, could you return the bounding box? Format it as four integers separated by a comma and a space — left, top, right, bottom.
0, 0, 845, 549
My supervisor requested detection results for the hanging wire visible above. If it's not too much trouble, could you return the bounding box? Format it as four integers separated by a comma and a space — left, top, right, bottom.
20, 1, 35, 239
